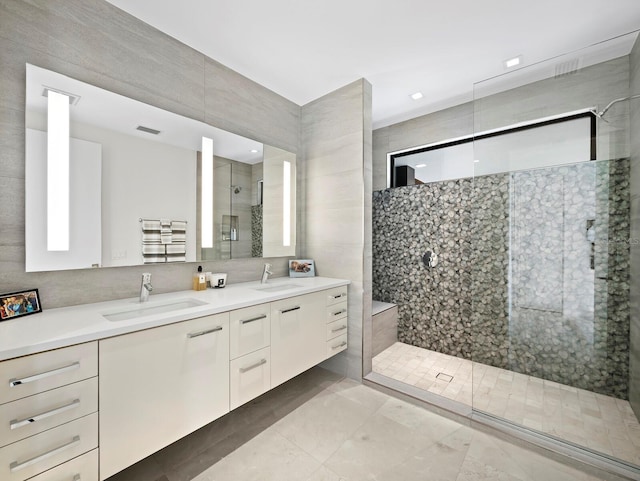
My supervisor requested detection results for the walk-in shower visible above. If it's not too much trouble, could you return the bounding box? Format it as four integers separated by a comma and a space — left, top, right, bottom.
368, 30, 640, 474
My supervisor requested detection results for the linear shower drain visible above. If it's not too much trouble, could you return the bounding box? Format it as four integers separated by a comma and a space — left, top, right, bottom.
436, 372, 453, 383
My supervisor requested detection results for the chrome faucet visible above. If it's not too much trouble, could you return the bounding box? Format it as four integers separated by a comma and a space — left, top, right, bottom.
140, 272, 153, 302
261, 263, 273, 284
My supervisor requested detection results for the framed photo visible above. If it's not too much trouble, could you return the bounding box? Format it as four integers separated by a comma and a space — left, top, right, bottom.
289, 259, 315, 278
0, 289, 42, 321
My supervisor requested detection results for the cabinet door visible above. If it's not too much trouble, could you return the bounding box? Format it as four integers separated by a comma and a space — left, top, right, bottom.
99, 314, 229, 480
270, 292, 325, 388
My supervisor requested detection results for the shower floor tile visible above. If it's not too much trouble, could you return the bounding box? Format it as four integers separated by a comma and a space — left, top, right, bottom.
372, 342, 640, 467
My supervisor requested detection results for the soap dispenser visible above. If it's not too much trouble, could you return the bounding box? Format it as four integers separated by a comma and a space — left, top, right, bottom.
193, 265, 207, 291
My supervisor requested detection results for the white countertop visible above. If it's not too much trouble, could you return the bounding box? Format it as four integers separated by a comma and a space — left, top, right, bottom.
0, 276, 350, 362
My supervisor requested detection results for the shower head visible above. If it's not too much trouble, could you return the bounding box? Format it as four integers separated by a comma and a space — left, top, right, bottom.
594, 93, 640, 122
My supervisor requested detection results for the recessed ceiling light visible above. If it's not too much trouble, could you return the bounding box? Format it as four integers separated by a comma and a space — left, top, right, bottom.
415, 163, 427, 168
250, 149, 259, 153
474, 159, 480, 163
410, 92, 423, 100
503, 56, 522, 69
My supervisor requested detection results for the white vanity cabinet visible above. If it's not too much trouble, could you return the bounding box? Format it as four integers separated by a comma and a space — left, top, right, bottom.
0, 279, 349, 481
0, 342, 98, 481
270, 292, 326, 388
229, 304, 271, 410
325, 286, 349, 357
98, 313, 230, 480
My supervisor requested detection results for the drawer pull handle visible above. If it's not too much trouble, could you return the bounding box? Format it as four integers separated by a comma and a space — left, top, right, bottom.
333, 309, 347, 316
331, 325, 347, 333
280, 306, 301, 314
239, 358, 267, 373
10, 399, 80, 430
187, 326, 223, 338
9, 362, 80, 387
10, 435, 80, 472
332, 293, 346, 299
241, 314, 267, 324
331, 341, 348, 350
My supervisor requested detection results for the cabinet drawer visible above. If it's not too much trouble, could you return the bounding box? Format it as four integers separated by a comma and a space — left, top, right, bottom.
325, 287, 348, 306
27, 449, 97, 481
230, 347, 270, 410
0, 412, 98, 481
325, 302, 347, 323
0, 378, 98, 448
229, 304, 271, 360
326, 319, 348, 341
327, 334, 348, 358
0, 343, 97, 405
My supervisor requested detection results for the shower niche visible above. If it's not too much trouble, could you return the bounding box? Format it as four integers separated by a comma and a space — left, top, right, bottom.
222, 215, 239, 241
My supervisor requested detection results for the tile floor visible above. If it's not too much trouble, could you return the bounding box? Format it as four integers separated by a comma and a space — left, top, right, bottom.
373, 342, 640, 467
193, 374, 610, 480
107, 366, 620, 481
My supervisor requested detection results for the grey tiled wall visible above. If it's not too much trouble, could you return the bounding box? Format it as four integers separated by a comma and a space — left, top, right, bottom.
0, 0, 300, 308
301, 79, 372, 381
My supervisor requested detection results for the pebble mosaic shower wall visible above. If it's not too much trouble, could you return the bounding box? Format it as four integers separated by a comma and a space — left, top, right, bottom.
372, 158, 630, 399
251, 205, 263, 257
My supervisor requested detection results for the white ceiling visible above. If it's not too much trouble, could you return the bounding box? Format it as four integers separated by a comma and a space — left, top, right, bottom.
105, 0, 640, 129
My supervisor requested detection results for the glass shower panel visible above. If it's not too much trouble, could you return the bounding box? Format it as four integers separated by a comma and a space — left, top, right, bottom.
471, 32, 636, 466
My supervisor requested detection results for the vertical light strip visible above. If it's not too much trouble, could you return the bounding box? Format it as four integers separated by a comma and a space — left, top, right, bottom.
282, 160, 291, 247
47, 90, 70, 251
201, 137, 214, 248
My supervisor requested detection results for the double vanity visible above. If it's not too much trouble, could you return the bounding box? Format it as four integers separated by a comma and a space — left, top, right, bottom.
0, 277, 349, 481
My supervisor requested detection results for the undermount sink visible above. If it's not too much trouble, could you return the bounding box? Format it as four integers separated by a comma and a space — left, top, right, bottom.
102, 298, 208, 322
252, 283, 302, 293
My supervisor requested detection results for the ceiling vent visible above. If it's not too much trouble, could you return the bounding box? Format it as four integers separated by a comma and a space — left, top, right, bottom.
136, 125, 161, 135
554, 58, 580, 78
42, 86, 81, 106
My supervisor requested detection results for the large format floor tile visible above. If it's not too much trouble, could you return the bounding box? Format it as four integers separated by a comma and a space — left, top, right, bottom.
192, 376, 611, 481
108, 367, 622, 481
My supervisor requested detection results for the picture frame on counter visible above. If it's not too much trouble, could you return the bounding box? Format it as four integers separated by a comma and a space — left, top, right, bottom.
289, 259, 315, 277
0, 288, 42, 321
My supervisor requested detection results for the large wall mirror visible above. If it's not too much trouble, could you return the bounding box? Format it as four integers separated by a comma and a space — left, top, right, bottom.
25, 64, 296, 272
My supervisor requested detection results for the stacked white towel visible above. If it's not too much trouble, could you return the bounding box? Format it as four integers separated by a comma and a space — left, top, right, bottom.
140, 218, 187, 263
160, 219, 172, 244
142, 220, 161, 231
